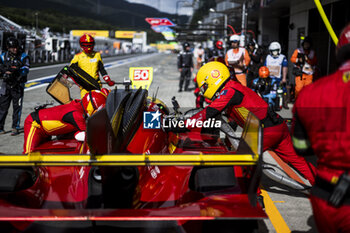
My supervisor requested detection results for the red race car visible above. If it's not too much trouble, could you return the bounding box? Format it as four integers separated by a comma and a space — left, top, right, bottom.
0, 73, 266, 232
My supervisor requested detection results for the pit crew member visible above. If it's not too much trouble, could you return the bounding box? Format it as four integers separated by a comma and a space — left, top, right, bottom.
208, 40, 225, 64
194, 45, 205, 70
252, 66, 280, 110
195, 40, 226, 107
177, 42, 194, 92
292, 24, 350, 233
225, 34, 251, 86
23, 90, 107, 154
191, 61, 316, 184
264, 41, 289, 109
70, 34, 114, 96
290, 36, 317, 98
246, 40, 264, 88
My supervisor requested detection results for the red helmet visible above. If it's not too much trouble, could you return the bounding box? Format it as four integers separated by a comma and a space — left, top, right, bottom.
336, 23, 350, 65
82, 90, 107, 116
259, 66, 270, 78
337, 24, 350, 50
79, 34, 95, 54
215, 41, 223, 50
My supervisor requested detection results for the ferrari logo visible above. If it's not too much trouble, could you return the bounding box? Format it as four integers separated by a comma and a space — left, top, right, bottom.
343, 71, 350, 83
211, 69, 220, 79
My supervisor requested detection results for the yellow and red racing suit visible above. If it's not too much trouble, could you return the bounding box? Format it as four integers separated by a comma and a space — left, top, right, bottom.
70, 51, 109, 97
23, 100, 87, 154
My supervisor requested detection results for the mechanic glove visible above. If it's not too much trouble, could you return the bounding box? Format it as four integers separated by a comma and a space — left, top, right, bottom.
103, 75, 115, 86
74, 131, 86, 142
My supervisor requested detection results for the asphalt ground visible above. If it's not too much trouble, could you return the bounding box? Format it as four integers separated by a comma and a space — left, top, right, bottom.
0, 53, 318, 233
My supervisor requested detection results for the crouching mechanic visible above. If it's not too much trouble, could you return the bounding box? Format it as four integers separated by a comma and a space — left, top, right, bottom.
70, 34, 114, 97
291, 24, 350, 233
23, 90, 107, 154
191, 61, 315, 184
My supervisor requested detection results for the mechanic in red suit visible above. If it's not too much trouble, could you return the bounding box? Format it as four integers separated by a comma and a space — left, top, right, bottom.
192, 61, 316, 184
23, 90, 107, 154
292, 24, 350, 233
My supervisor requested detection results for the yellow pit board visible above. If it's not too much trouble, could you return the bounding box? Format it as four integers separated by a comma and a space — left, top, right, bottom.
129, 67, 153, 90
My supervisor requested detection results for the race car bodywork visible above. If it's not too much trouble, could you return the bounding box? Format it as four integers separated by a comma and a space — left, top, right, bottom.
0, 86, 266, 233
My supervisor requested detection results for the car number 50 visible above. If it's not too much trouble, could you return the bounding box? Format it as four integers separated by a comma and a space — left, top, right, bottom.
134, 70, 149, 80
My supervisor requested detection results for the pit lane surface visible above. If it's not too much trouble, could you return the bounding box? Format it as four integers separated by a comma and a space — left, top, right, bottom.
0, 53, 317, 233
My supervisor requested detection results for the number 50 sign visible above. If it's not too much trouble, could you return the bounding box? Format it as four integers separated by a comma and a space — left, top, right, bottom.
129, 67, 153, 90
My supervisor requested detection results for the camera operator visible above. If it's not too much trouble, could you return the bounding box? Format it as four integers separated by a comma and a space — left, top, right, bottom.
0, 37, 30, 136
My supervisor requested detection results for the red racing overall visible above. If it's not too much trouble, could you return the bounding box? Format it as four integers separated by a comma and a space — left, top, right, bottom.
292, 60, 350, 233
23, 100, 87, 154
192, 80, 316, 184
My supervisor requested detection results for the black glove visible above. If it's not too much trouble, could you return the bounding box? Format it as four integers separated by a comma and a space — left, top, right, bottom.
297, 53, 305, 64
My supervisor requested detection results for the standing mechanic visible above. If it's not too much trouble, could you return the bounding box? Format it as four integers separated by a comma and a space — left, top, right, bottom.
177, 42, 194, 92
208, 40, 225, 64
194, 45, 205, 70
292, 24, 350, 233
192, 61, 315, 184
265, 41, 289, 109
23, 90, 107, 154
225, 34, 251, 86
0, 37, 30, 136
290, 36, 317, 98
70, 34, 114, 97
246, 40, 264, 88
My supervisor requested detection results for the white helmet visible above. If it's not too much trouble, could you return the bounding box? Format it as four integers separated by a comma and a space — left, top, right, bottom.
269, 42, 281, 56
230, 34, 240, 42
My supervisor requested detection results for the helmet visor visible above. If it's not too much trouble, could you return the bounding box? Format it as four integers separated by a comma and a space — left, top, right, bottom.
271, 50, 279, 56
81, 42, 93, 47
81, 43, 94, 53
